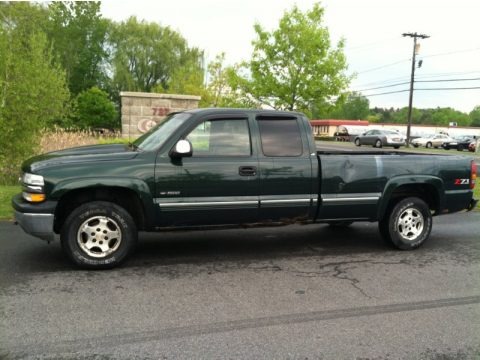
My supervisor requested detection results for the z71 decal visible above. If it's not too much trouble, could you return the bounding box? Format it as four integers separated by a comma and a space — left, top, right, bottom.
454, 179, 470, 185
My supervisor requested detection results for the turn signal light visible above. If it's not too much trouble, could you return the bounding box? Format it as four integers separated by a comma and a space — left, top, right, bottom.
22, 192, 46, 203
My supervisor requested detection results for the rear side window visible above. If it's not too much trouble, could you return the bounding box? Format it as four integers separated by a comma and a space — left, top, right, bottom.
257, 118, 303, 157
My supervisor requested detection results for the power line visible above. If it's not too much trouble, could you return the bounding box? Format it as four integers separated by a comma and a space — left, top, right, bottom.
363, 86, 480, 97
415, 77, 480, 83
345, 36, 399, 52
415, 70, 480, 80
355, 59, 410, 75
352, 77, 480, 93
353, 81, 410, 92
421, 47, 480, 59
353, 70, 480, 88
364, 90, 410, 97
416, 86, 480, 91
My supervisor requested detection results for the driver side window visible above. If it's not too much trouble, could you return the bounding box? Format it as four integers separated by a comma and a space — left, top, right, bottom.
186, 119, 251, 157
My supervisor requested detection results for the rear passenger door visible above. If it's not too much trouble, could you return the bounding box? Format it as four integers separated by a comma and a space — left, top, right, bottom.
254, 114, 316, 221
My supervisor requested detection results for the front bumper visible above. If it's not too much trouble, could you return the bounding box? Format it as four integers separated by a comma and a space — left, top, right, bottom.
14, 211, 55, 242
12, 194, 57, 242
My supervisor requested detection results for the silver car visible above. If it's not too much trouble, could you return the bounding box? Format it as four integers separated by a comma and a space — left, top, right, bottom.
411, 134, 453, 148
354, 129, 406, 149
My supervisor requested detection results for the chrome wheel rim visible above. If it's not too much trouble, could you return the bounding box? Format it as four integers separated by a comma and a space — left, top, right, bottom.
396, 208, 424, 241
77, 216, 122, 258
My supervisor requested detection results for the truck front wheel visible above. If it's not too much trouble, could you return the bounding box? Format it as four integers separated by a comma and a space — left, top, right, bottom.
379, 197, 432, 250
61, 201, 137, 269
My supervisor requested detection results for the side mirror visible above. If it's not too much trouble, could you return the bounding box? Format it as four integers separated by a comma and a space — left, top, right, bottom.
170, 139, 192, 158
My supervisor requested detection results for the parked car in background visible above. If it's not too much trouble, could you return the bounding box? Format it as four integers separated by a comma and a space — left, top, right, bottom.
411, 134, 453, 148
442, 136, 474, 151
354, 129, 406, 148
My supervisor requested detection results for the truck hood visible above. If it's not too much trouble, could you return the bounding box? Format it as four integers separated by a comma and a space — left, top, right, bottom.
22, 144, 138, 173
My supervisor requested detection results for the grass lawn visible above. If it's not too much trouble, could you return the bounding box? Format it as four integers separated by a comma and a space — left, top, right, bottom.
0, 186, 20, 220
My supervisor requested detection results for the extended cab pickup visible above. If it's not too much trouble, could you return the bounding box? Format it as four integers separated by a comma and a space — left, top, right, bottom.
12, 109, 478, 269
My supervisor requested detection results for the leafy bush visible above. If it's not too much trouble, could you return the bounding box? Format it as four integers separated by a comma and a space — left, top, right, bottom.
74, 87, 118, 129
0, 28, 69, 185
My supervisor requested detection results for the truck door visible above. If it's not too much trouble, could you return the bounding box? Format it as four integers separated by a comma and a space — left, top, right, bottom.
254, 114, 316, 221
155, 114, 259, 226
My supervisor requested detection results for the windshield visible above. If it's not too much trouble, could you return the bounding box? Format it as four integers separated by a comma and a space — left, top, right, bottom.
133, 112, 192, 151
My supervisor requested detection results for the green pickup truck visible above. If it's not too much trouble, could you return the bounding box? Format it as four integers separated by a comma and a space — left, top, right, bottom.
12, 108, 478, 269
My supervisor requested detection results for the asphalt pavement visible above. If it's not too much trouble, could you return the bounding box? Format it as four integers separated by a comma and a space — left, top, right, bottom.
1, 212, 479, 359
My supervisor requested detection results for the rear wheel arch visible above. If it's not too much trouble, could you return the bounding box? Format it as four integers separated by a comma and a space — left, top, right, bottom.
378, 180, 443, 222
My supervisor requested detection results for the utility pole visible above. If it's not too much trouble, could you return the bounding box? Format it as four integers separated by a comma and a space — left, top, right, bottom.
402, 32, 429, 147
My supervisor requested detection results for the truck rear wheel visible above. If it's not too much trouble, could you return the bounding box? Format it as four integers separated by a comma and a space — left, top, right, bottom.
61, 201, 137, 269
379, 197, 432, 250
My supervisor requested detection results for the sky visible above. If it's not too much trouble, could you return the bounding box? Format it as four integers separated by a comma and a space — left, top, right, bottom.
101, 0, 480, 113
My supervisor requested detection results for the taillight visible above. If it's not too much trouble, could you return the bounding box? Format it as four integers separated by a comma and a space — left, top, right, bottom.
471, 161, 477, 189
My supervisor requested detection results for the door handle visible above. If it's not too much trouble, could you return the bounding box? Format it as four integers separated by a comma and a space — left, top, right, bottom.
239, 166, 257, 176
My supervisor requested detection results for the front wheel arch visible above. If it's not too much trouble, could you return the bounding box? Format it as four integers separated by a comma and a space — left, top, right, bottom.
53, 186, 148, 234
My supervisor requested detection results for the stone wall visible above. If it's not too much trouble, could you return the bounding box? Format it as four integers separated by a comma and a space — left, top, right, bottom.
120, 92, 201, 138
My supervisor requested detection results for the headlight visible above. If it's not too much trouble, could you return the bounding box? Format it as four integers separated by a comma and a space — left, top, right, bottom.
22, 173, 45, 186
21, 173, 45, 202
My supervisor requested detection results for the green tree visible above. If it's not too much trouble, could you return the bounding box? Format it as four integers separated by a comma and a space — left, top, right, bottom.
109, 17, 203, 96
200, 53, 256, 108
154, 55, 208, 105
0, 11, 69, 183
47, 1, 109, 96
470, 106, 480, 127
329, 92, 369, 119
74, 87, 118, 129
230, 3, 349, 116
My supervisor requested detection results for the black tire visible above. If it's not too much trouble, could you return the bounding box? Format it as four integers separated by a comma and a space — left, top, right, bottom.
393, 146, 400, 149
413, 144, 419, 148
457, 144, 464, 151
379, 197, 432, 250
327, 221, 354, 228
61, 201, 137, 269
354, 138, 361, 146
375, 139, 382, 148
426, 142, 433, 148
